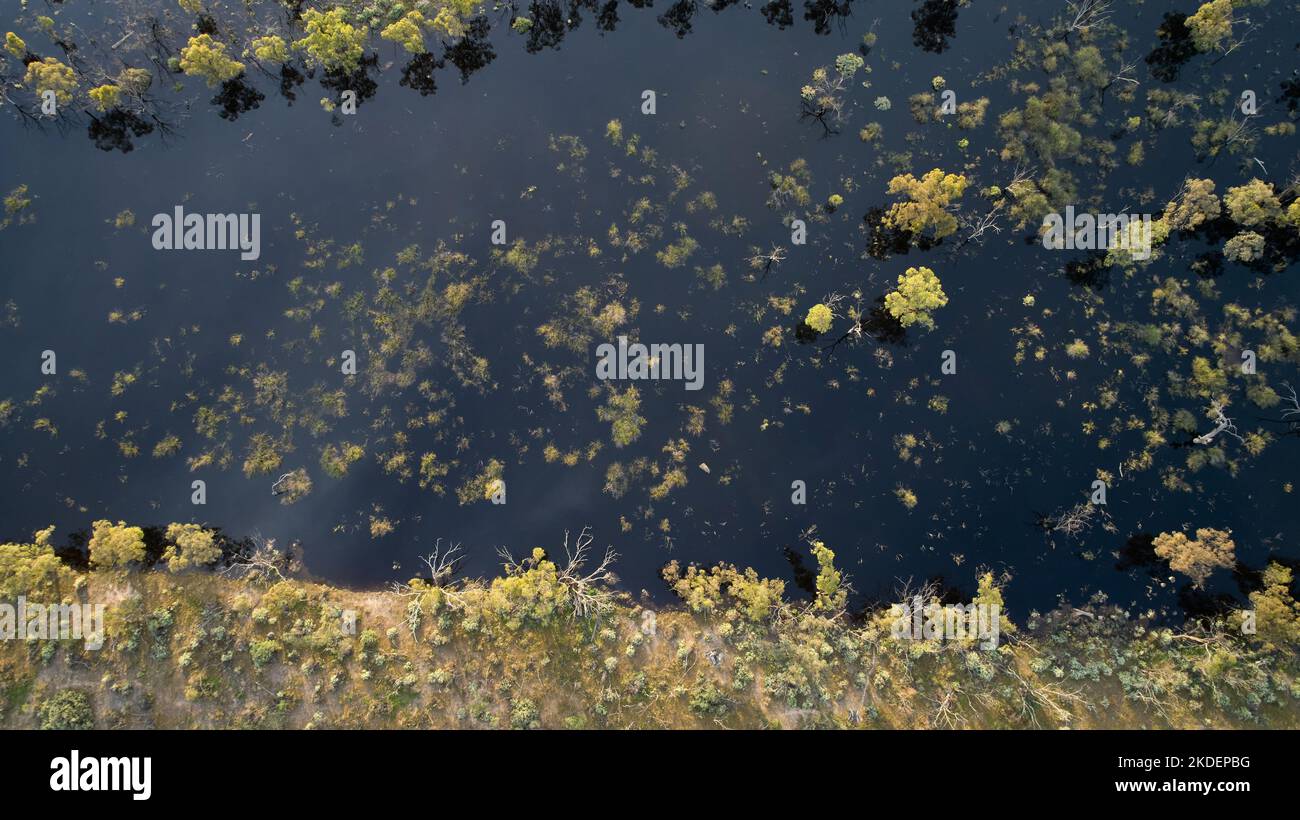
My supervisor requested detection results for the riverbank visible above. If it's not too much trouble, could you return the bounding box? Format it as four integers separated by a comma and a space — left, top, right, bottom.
3, 525, 1297, 729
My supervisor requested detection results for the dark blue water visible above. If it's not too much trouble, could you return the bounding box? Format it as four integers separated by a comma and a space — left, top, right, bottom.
2, 0, 1298, 619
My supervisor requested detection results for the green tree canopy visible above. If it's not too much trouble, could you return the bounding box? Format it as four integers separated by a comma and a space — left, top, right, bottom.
88, 519, 146, 569
884, 266, 948, 330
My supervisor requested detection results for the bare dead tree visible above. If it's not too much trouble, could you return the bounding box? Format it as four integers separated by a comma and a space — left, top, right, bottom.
1256, 382, 1300, 438
950, 199, 1006, 255
818, 292, 877, 357
222, 532, 297, 584
1008, 665, 1089, 727
1037, 501, 1113, 547
1279, 383, 1300, 430
389, 539, 468, 635
1063, 0, 1113, 36
1101, 57, 1140, 99
497, 527, 620, 619
1051, 503, 1098, 537
746, 244, 787, 282
1194, 403, 1244, 445
799, 69, 850, 136
929, 685, 967, 728
423, 539, 463, 584
556, 527, 619, 619
270, 472, 294, 496
1153, 91, 1199, 129
1211, 14, 1260, 63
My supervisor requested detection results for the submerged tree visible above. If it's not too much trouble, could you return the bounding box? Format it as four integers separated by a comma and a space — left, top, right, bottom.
598, 387, 646, 448
296, 8, 369, 72
1153, 527, 1235, 587
179, 34, 246, 86
1185, 0, 1255, 57
884, 266, 948, 330
882, 169, 969, 244
799, 54, 861, 135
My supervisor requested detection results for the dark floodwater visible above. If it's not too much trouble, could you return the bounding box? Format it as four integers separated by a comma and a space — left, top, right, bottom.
2, 1, 1298, 618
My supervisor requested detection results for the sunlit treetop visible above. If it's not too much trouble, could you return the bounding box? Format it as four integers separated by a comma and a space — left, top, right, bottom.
88, 84, 122, 111
1186, 0, 1235, 52
88, 519, 146, 569
810, 540, 846, 613
597, 387, 646, 448
804, 303, 833, 334
1153, 527, 1236, 587
381, 11, 428, 54
1223, 179, 1282, 228
883, 169, 968, 241
23, 57, 77, 105
1248, 562, 1300, 647
116, 67, 152, 94
248, 35, 290, 64
833, 52, 863, 78
296, 8, 369, 73
4, 31, 26, 58
1163, 178, 1221, 231
1223, 231, 1265, 262
162, 523, 221, 573
884, 266, 948, 330
432, 7, 468, 38
179, 34, 245, 87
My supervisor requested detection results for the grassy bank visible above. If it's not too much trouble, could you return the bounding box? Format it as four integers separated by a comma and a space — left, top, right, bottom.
2, 524, 1298, 729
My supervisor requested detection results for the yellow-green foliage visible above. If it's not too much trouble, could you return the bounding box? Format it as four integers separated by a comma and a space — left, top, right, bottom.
1186, 0, 1235, 52
117, 67, 152, 95
4, 31, 26, 58
805, 303, 834, 334
1224, 179, 1281, 228
1163, 178, 1220, 231
883, 169, 969, 240
0, 528, 76, 599
662, 560, 784, 622
179, 34, 245, 86
249, 35, 289, 64
381, 11, 427, 54
0, 520, 1297, 729
88, 520, 146, 569
1248, 563, 1300, 647
1153, 527, 1236, 587
597, 387, 646, 448
23, 57, 77, 105
469, 548, 568, 630
884, 266, 948, 329
162, 523, 221, 573
432, 8, 469, 38
810, 541, 846, 613
296, 8, 368, 72
87, 84, 121, 111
